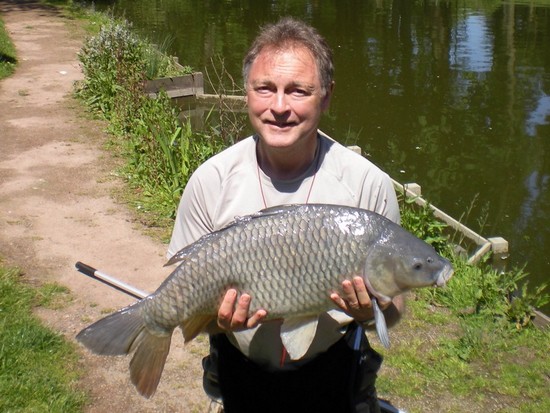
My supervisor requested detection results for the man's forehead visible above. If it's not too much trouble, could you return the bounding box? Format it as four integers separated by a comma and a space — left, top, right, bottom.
256, 43, 315, 63
249, 47, 320, 82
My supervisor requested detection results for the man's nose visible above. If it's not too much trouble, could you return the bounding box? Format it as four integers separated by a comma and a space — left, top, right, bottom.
270, 91, 290, 114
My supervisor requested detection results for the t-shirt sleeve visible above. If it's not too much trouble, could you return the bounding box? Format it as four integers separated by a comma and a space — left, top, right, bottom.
166, 165, 218, 259
359, 169, 401, 225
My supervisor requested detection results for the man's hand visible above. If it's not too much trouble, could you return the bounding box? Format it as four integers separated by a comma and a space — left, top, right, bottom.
330, 276, 392, 322
217, 289, 267, 331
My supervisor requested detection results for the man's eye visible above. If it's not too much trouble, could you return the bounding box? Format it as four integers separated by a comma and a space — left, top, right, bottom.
291, 88, 309, 97
255, 86, 272, 94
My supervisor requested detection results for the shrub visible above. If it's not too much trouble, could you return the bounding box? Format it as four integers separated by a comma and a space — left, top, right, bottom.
77, 20, 146, 116
76, 19, 228, 220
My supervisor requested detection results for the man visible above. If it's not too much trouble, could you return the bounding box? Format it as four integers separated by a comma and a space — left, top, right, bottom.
168, 17, 404, 413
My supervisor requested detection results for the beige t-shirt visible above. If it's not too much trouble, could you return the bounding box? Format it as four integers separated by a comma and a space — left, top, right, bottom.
167, 132, 400, 369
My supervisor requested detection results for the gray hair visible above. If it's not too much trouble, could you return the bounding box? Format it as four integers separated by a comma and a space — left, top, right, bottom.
242, 17, 334, 96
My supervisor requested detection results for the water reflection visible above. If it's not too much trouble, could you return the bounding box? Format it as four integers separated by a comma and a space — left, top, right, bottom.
520, 171, 549, 227
451, 13, 493, 73
526, 91, 550, 136
515, 169, 550, 279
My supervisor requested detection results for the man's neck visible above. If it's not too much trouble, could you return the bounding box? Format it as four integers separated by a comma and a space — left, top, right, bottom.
256, 136, 319, 180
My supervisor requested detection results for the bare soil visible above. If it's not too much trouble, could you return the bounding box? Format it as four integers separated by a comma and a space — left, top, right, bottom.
0, 1, 208, 411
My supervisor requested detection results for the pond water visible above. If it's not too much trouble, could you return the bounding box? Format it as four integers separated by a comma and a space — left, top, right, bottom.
95, 0, 550, 313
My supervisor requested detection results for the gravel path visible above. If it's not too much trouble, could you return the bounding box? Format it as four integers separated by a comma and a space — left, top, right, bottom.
0, 1, 208, 411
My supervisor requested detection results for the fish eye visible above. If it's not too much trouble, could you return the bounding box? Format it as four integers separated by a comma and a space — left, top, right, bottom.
413, 262, 423, 271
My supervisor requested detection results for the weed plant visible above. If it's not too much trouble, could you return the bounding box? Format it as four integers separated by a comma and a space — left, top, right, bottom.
400, 192, 549, 329
144, 36, 192, 79
77, 19, 192, 116
77, 20, 147, 115
119, 91, 226, 217
399, 193, 448, 252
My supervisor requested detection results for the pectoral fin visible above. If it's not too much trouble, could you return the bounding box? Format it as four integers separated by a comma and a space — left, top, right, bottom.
181, 315, 216, 343
280, 317, 319, 360
372, 298, 390, 348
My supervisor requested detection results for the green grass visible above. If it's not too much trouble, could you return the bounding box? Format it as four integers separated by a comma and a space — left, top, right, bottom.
0, 263, 87, 412
0, 15, 17, 79
377, 296, 550, 412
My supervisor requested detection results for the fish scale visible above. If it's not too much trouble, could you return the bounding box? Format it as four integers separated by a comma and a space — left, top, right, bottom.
76, 203, 453, 398
157, 206, 360, 323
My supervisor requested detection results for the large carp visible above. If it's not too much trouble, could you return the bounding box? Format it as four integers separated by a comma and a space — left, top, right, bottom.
76, 204, 453, 398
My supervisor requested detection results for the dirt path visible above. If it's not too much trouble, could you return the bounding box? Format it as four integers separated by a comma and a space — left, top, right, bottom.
0, 1, 208, 411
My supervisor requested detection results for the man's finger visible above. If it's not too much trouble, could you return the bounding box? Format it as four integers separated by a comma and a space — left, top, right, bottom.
353, 277, 372, 307
341, 279, 355, 296
230, 293, 251, 328
330, 292, 347, 311
218, 289, 238, 328
246, 309, 267, 328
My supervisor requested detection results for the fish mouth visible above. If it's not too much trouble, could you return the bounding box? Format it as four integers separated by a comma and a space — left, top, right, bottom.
435, 264, 454, 287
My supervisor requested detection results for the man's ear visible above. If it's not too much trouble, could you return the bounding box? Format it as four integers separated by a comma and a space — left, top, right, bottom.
321, 81, 335, 111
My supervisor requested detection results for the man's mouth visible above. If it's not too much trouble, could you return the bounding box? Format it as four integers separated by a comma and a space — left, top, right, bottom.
265, 120, 295, 128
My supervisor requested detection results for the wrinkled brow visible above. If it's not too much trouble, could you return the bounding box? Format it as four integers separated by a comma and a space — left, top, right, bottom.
251, 78, 317, 92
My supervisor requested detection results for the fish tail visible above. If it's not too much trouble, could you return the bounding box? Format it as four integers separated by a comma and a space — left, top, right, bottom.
76, 301, 172, 398
129, 330, 171, 398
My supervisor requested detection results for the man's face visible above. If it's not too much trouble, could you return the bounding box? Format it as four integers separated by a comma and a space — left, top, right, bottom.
246, 45, 332, 150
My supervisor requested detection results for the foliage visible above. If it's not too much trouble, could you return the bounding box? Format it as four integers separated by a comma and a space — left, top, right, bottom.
143, 36, 193, 79
76, 19, 229, 223
76, 20, 147, 115
0, 15, 17, 79
421, 256, 549, 330
76, 19, 190, 116
377, 252, 550, 412
378, 299, 550, 413
389, 187, 550, 411
116, 91, 226, 219
0, 263, 86, 412
399, 189, 549, 330
399, 191, 449, 253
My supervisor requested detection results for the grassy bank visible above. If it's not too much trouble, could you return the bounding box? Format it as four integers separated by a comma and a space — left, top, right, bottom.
0, 14, 16, 79
378, 200, 550, 412
74, 17, 228, 236
0, 262, 86, 412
